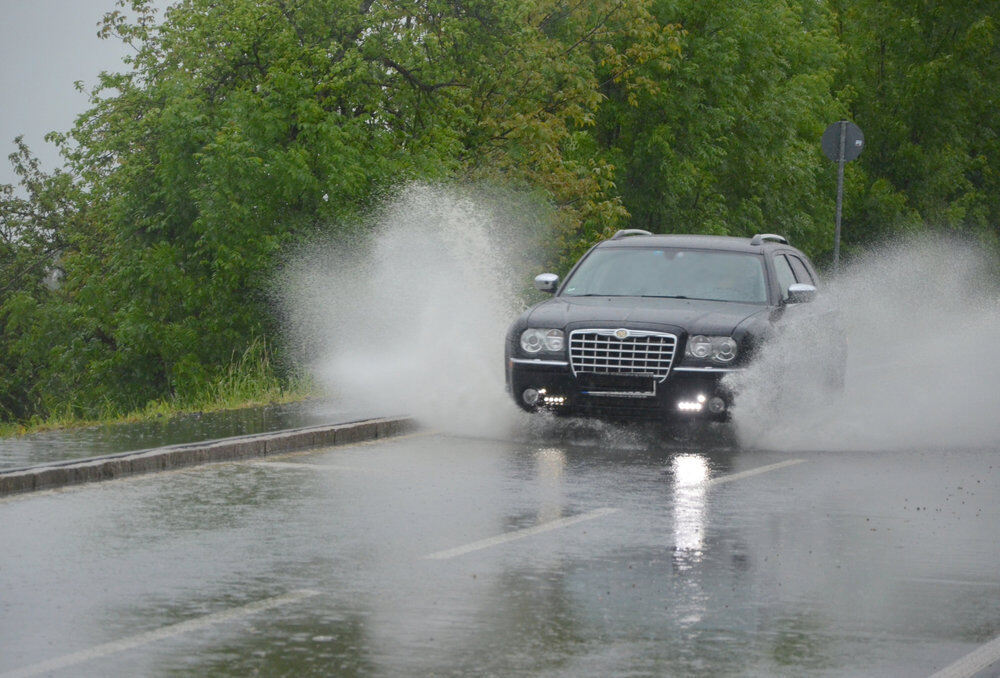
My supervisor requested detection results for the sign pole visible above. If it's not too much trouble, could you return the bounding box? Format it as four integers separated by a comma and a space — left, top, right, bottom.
822, 119, 863, 275
833, 121, 846, 273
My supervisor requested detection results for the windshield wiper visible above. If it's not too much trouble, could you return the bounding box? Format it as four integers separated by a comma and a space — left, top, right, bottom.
639, 294, 689, 299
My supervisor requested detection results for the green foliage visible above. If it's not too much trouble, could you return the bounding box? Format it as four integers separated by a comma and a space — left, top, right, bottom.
1, 0, 998, 426
0, 139, 82, 420
1, 0, 672, 424
593, 0, 843, 260
830, 0, 1000, 253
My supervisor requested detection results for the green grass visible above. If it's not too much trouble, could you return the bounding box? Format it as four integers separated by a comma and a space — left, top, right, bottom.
0, 339, 321, 437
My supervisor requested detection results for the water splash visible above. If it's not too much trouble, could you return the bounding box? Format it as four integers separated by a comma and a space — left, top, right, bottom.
727, 235, 1000, 451
277, 183, 556, 436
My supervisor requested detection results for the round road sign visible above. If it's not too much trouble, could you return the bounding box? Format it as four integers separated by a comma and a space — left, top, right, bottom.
822, 121, 864, 162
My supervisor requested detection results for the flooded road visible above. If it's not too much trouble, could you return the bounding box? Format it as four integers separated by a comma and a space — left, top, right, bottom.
1, 429, 998, 677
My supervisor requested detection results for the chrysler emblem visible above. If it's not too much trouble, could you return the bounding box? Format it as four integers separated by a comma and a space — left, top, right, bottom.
614, 328, 629, 340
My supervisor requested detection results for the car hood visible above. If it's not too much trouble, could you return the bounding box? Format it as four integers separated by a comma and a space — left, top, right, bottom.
525, 295, 766, 336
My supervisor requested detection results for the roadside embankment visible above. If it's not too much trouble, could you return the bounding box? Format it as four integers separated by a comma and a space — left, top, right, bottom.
0, 416, 417, 497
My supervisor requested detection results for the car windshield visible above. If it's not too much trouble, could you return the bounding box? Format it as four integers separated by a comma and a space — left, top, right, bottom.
561, 247, 768, 304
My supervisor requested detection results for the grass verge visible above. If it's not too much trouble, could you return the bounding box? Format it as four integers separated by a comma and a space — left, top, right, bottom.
0, 339, 321, 437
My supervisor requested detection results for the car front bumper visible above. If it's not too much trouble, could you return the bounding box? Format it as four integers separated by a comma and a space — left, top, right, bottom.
506, 357, 740, 421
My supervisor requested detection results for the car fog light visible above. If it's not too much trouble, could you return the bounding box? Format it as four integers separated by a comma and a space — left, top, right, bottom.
543, 395, 566, 406
523, 388, 540, 406
677, 400, 704, 412
708, 397, 726, 414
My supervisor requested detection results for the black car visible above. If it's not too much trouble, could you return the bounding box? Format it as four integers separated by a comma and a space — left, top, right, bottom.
505, 230, 844, 420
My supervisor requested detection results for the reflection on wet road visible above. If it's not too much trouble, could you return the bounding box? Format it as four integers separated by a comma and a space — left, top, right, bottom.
1, 429, 999, 677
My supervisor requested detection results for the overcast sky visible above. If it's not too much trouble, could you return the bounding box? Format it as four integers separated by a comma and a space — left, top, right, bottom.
0, 0, 164, 187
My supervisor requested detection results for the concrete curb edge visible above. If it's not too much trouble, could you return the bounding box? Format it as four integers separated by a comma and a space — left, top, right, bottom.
0, 416, 418, 497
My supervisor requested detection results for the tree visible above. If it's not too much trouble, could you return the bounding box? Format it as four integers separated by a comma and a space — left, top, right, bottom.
831, 0, 1000, 251
594, 0, 843, 259
0, 140, 85, 419
0, 0, 674, 421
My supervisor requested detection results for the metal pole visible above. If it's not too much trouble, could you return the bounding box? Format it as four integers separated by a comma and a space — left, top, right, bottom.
833, 120, 846, 273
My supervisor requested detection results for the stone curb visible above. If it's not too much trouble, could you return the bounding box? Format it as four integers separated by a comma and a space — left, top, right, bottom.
0, 416, 418, 497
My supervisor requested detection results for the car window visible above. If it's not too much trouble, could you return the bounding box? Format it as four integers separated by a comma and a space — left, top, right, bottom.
787, 255, 815, 284
772, 254, 796, 301
562, 247, 768, 303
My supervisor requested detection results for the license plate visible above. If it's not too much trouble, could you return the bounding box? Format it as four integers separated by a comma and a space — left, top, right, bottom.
578, 375, 657, 398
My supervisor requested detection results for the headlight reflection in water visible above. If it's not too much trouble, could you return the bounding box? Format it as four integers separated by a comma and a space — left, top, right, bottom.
534, 446, 567, 524
671, 454, 709, 558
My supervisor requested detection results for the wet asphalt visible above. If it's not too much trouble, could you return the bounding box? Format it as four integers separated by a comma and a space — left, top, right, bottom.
0, 401, 381, 470
1, 427, 998, 677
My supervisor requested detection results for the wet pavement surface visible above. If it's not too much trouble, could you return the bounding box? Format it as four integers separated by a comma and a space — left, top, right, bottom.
1, 427, 998, 677
0, 401, 377, 470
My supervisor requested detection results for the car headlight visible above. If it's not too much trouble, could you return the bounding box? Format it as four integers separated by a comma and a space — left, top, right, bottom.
687, 335, 713, 358
686, 335, 738, 363
520, 328, 564, 353
712, 337, 737, 362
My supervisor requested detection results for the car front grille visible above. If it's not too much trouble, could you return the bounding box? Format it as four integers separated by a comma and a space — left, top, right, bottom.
569, 329, 678, 382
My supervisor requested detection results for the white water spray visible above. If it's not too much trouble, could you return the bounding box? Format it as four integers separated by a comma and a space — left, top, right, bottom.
728, 235, 1000, 451
278, 183, 553, 436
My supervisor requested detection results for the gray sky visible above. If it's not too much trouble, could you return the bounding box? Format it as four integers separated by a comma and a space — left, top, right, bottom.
0, 0, 155, 187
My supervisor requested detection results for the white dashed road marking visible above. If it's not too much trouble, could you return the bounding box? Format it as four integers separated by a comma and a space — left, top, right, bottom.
927, 635, 1000, 678
424, 507, 620, 560
702, 458, 806, 487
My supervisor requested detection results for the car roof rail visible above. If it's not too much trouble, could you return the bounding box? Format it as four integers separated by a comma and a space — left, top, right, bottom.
610, 229, 653, 240
750, 233, 788, 246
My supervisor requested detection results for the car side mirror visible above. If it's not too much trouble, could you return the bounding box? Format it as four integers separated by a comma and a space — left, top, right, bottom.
534, 273, 559, 293
787, 283, 817, 304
